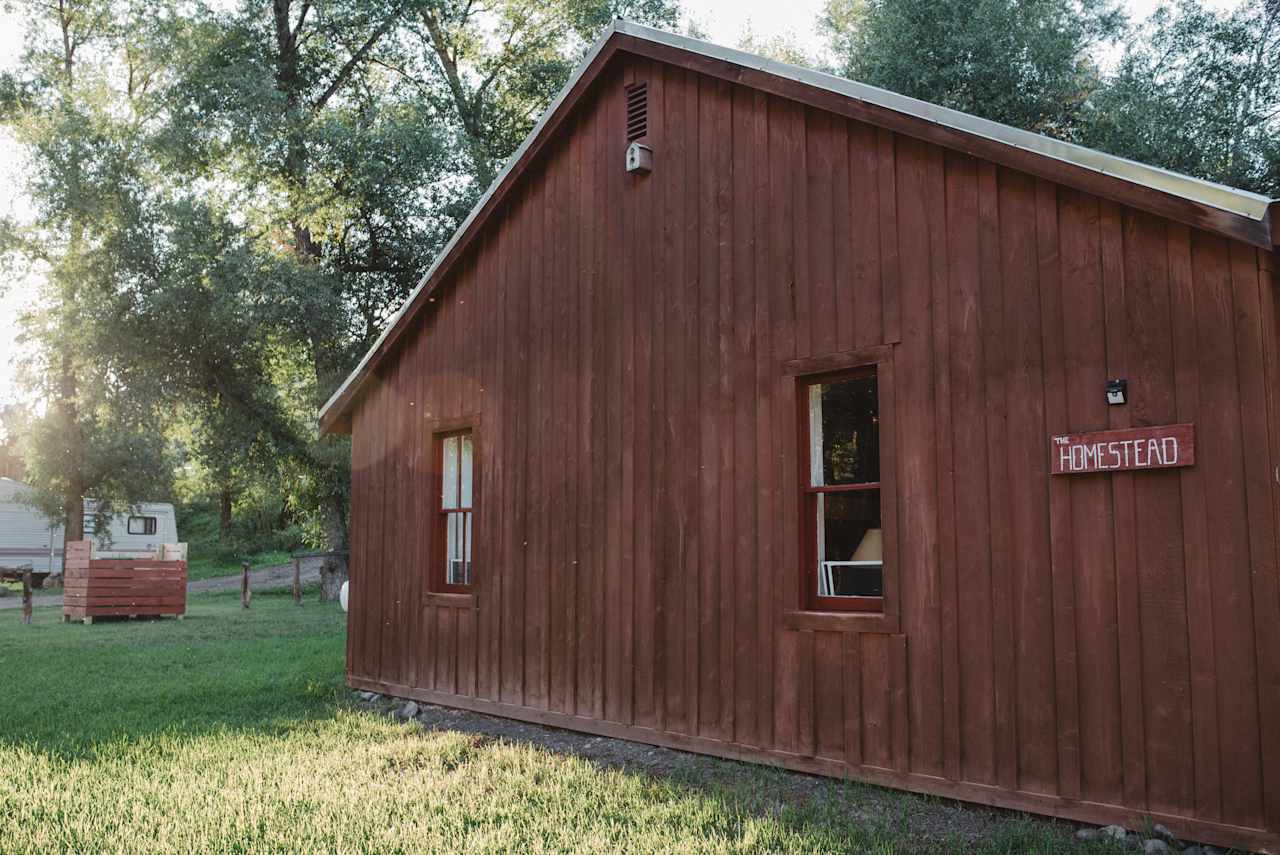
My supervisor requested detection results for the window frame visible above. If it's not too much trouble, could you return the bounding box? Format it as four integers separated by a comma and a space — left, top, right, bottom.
801, 366, 883, 612
784, 345, 899, 633
431, 426, 477, 595
127, 515, 158, 536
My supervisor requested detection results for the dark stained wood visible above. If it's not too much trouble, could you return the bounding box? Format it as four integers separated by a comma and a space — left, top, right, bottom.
732, 82, 759, 745
1101, 199, 1148, 813
1059, 189, 1125, 807
696, 72, 721, 739
895, 134, 942, 778
61, 542, 187, 621
713, 75, 735, 742
945, 152, 996, 788
1000, 167, 1058, 796
977, 160, 1019, 796
1229, 241, 1280, 831
1034, 178, 1082, 802
320, 30, 1272, 435
615, 35, 1274, 252
337, 53, 1280, 854
814, 630, 844, 760
934, 149, 960, 784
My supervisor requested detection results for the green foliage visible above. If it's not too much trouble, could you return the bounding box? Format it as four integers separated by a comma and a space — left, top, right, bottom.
820, 0, 1278, 197
403, 0, 681, 187
146, 0, 468, 549
3, 0, 685, 552
20, 398, 175, 523
821, 0, 1125, 137
0, 404, 28, 480
1, 0, 179, 534
178, 497, 304, 567
9, 0, 1267, 565
1077, 0, 1280, 197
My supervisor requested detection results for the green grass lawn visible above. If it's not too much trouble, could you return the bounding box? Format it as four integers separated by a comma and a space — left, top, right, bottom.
185, 548, 294, 582
0, 593, 1131, 854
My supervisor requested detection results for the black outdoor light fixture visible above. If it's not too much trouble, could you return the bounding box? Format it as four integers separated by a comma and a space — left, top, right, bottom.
1106, 378, 1128, 406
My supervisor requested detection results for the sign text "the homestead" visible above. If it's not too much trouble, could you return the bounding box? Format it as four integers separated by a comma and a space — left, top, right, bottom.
1050, 424, 1196, 475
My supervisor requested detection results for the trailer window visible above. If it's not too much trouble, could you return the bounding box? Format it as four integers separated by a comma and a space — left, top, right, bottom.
435, 430, 474, 592
127, 516, 158, 536
803, 370, 883, 612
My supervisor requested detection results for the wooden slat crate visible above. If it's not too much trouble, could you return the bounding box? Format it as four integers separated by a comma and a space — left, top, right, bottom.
62, 540, 187, 623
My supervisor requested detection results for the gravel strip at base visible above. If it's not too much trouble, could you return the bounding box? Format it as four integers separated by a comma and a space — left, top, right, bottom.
356, 693, 1064, 849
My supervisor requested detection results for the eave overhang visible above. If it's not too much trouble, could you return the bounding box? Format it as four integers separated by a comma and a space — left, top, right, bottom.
319, 20, 1278, 435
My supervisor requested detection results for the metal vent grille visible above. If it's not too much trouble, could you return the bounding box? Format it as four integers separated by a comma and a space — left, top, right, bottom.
625, 83, 648, 142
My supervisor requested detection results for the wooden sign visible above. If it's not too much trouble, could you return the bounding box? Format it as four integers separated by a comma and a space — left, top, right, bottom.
1050, 423, 1195, 475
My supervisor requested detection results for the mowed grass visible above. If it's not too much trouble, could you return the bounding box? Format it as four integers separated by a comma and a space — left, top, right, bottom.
185, 548, 294, 582
0, 593, 1128, 854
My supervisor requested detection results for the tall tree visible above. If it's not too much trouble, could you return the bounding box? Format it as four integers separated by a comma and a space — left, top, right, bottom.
158, 0, 679, 549
2, 0, 175, 536
105, 196, 305, 542
820, 0, 1124, 138
5, 0, 686, 552
1078, 0, 1280, 197
407, 0, 679, 185
155, 0, 465, 549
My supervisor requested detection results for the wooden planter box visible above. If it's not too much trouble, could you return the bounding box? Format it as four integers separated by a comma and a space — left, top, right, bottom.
62, 540, 187, 624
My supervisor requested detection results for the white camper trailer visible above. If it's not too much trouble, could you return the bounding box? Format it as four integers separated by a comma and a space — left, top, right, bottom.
0, 478, 179, 573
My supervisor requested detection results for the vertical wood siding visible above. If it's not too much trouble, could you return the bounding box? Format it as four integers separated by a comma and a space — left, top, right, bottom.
345, 57, 1280, 851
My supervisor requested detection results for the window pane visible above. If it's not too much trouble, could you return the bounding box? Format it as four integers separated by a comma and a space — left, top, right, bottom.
441, 436, 459, 509
816, 490, 883, 598
127, 516, 157, 535
450, 511, 471, 583
809, 373, 879, 487
460, 434, 473, 507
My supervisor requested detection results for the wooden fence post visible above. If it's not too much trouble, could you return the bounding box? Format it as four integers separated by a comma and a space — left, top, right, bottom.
292, 556, 301, 606
241, 561, 251, 609
21, 567, 32, 625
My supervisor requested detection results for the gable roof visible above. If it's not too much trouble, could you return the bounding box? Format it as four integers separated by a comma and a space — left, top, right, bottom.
320, 20, 1279, 434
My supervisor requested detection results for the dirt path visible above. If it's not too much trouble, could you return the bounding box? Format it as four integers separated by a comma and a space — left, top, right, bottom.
0, 562, 320, 611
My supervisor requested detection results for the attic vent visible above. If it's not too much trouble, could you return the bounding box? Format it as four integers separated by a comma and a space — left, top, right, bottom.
625, 82, 648, 142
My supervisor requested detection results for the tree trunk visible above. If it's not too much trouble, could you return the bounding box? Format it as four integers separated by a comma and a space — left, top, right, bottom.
323, 487, 347, 551
56, 17, 86, 551
219, 486, 233, 541
64, 490, 84, 544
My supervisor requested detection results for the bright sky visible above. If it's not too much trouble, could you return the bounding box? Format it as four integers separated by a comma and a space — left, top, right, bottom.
0, 0, 1244, 406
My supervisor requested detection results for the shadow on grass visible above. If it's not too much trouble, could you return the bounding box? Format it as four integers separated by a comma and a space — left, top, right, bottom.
1, 591, 1139, 854
366, 697, 1136, 855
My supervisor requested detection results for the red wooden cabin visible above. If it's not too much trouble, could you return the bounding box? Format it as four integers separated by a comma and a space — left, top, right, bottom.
320, 23, 1280, 852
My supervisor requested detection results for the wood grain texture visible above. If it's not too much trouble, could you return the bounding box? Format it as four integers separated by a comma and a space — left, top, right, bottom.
61, 543, 187, 619
341, 57, 1280, 853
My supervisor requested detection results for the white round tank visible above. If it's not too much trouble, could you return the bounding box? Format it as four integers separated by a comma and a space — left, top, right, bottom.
339, 580, 349, 612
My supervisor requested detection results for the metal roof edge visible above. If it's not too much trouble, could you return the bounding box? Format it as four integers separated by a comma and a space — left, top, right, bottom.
321, 19, 1277, 430
613, 21, 1273, 223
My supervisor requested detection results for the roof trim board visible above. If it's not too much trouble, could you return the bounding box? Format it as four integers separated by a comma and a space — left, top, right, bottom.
319, 20, 1277, 434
